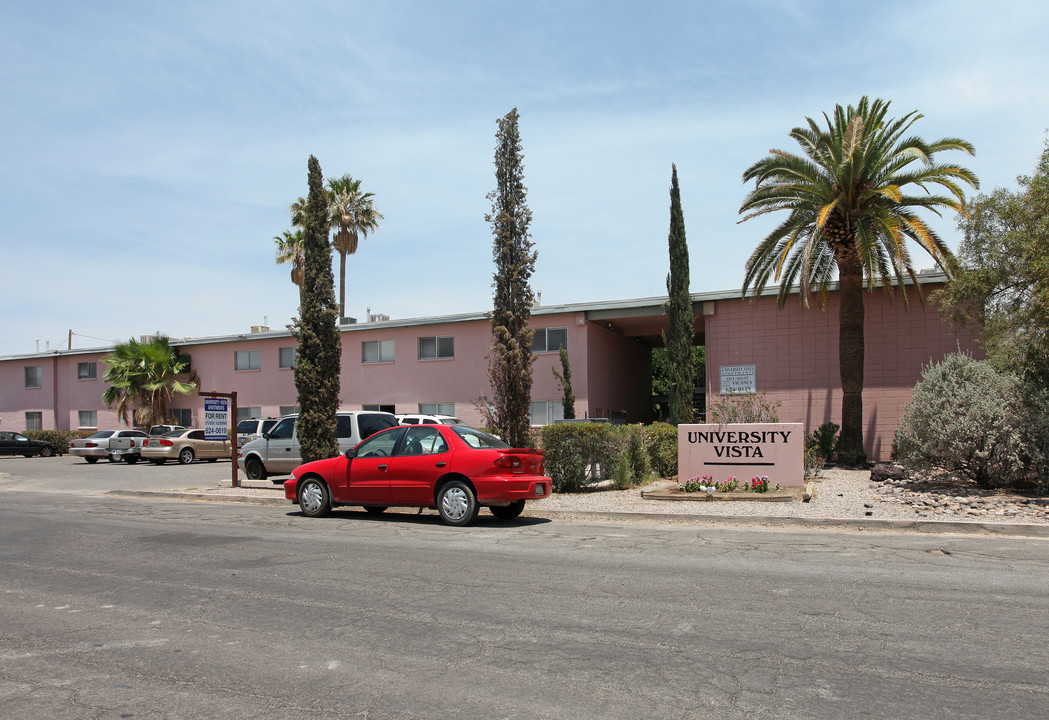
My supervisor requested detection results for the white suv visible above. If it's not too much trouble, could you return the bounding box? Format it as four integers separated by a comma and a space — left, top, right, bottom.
238, 411, 397, 483
236, 417, 279, 448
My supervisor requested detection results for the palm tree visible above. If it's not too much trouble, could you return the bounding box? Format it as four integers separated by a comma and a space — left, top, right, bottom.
326, 174, 383, 318
739, 96, 978, 465
102, 336, 199, 428
274, 229, 305, 291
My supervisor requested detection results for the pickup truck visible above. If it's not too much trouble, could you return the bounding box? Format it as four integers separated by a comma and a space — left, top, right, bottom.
69, 429, 150, 464
237, 411, 397, 483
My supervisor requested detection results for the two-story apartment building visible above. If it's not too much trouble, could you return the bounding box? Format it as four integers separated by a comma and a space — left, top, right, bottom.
0, 274, 979, 461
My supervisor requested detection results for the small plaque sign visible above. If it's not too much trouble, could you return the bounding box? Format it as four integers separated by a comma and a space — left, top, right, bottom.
720, 364, 756, 394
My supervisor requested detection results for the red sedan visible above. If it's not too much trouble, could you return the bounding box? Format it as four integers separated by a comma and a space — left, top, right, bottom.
284, 424, 552, 526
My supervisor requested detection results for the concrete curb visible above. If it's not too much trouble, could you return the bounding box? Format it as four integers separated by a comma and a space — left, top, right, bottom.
110, 489, 1049, 538
108, 490, 289, 506
530, 509, 1049, 537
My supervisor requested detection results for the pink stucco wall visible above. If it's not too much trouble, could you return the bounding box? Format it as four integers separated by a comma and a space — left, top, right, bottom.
584, 322, 652, 421
703, 285, 981, 461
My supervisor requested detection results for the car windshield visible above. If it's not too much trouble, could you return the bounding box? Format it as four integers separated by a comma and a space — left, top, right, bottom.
90, 431, 115, 439
451, 426, 510, 449
439, 418, 463, 425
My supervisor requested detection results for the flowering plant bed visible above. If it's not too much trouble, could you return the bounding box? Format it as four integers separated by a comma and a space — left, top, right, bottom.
641, 476, 797, 503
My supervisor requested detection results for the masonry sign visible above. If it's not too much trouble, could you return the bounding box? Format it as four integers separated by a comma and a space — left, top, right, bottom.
678, 422, 804, 487
203, 397, 229, 441
719, 364, 756, 394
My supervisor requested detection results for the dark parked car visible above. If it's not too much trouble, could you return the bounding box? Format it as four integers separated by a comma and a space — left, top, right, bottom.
284, 424, 552, 526
0, 431, 57, 457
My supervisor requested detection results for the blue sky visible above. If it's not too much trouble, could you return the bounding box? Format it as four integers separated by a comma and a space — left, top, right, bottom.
2, 0, 1047, 357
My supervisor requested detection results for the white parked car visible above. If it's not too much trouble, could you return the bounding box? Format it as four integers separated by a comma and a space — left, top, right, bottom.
395, 414, 463, 426
69, 429, 149, 464
238, 411, 397, 483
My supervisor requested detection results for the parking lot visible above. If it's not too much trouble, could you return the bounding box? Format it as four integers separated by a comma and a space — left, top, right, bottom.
0, 453, 267, 497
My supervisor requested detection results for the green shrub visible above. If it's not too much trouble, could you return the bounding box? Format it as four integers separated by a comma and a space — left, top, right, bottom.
540, 423, 619, 493
706, 392, 781, 424
24, 430, 81, 454
624, 425, 651, 487
806, 422, 839, 461
894, 352, 1035, 489
644, 422, 678, 478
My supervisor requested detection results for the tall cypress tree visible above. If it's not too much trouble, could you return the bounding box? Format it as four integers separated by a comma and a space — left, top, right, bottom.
663, 164, 695, 425
486, 108, 537, 447
551, 346, 576, 420
294, 155, 341, 462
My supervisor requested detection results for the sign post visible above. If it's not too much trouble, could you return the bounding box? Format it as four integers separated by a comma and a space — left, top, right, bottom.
199, 390, 239, 487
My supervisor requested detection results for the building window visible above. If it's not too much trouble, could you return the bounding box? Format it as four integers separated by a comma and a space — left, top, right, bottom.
531, 327, 568, 353
279, 347, 297, 369
238, 407, 262, 422
420, 402, 455, 416
25, 412, 43, 431
418, 336, 454, 360
235, 350, 261, 371
172, 409, 192, 426
77, 362, 97, 380
279, 405, 299, 417
363, 404, 396, 414
362, 339, 395, 363
24, 366, 42, 388
530, 400, 565, 426
78, 410, 97, 428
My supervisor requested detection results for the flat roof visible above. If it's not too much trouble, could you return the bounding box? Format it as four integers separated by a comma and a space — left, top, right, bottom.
2, 272, 949, 360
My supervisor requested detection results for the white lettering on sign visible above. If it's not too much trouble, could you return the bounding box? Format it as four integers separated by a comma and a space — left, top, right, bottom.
720, 365, 756, 394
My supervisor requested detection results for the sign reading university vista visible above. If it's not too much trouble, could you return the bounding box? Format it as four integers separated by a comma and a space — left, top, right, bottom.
678, 423, 805, 488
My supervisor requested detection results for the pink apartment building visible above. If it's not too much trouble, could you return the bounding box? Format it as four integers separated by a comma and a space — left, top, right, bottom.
0, 274, 979, 461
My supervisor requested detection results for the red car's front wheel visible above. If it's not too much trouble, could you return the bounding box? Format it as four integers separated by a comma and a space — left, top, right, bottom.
299, 477, 331, 518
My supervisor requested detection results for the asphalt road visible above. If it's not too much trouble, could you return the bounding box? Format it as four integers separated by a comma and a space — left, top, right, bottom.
2, 457, 1049, 719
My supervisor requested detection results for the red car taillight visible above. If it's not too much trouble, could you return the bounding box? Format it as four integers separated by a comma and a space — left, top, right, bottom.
160, 439, 174, 447
86, 442, 98, 448
494, 455, 522, 469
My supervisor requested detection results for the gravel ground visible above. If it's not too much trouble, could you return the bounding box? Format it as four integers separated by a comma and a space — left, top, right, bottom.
537, 468, 1049, 525
186, 467, 1049, 526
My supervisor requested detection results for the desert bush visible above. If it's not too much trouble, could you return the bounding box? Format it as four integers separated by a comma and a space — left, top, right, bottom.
706, 392, 781, 424
644, 422, 678, 478
24, 430, 80, 454
894, 352, 1035, 489
804, 446, 825, 478
806, 422, 839, 462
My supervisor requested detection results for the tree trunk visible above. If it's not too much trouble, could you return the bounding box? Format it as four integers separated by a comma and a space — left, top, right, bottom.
339, 251, 347, 319
837, 253, 867, 466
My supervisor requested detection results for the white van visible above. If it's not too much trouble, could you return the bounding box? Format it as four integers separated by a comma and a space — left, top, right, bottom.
237, 411, 397, 482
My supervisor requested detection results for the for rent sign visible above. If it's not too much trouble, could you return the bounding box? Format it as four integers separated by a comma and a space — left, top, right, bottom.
678, 423, 805, 487
203, 397, 229, 441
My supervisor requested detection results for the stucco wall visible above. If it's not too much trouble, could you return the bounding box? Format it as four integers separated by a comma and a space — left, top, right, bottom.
703, 285, 981, 461
585, 321, 652, 422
